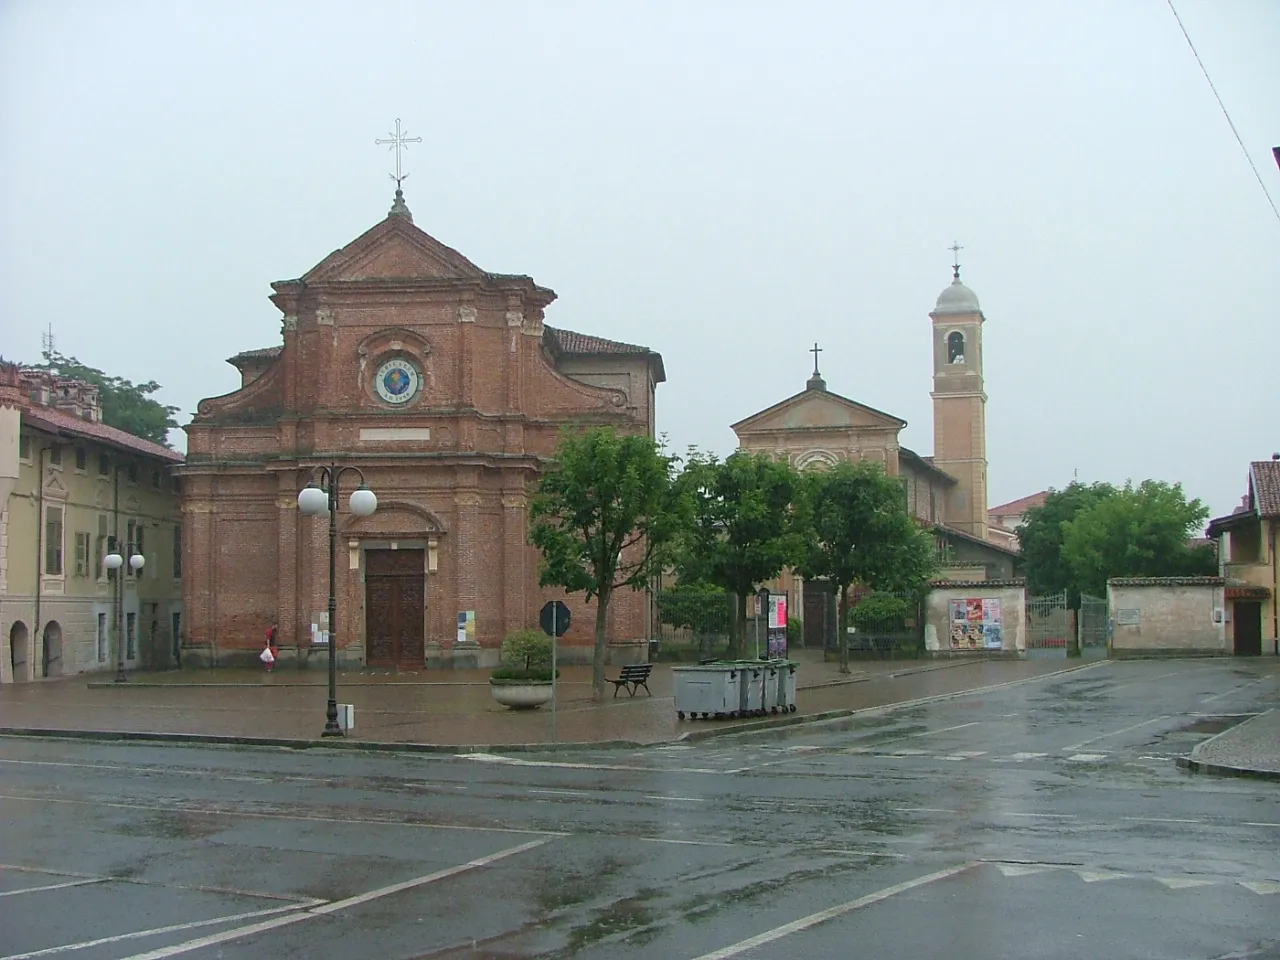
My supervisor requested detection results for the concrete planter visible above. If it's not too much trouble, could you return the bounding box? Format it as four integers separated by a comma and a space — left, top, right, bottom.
489, 680, 553, 710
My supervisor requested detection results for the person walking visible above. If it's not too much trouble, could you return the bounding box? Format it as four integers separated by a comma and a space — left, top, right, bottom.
261, 623, 279, 672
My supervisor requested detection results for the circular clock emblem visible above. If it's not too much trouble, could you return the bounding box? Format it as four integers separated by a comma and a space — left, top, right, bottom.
374, 358, 420, 405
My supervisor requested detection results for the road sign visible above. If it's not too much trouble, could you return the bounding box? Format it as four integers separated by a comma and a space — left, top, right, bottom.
540, 600, 571, 638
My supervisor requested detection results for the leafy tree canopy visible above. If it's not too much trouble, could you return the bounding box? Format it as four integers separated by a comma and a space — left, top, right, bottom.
529, 427, 682, 695
797, 461, 936, 671
36, 349, 180, 447
673, 450, 807, 657
1061, 480, 1215, 596
1017, 482, 1117, 602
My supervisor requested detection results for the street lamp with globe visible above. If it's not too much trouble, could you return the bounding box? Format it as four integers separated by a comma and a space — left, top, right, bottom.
104, 544, 146, 683
298, 465, 377, 737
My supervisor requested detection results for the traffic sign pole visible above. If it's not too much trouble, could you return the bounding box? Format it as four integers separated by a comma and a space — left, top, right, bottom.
551, 603, 558, 743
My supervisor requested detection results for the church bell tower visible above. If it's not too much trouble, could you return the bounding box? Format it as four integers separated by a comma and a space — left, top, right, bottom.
930, 247, 989, 539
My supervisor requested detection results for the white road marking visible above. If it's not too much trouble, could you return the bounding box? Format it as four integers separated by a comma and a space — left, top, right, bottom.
0, 903, 319, 960
455, 753, 719, 774
639, 837, 737, 847
819, 848, 907, 859
887, 749, 930, 756
527, 788, 590, 798
1242, 822, 1280, 828
1067, 753, 1108, 762
1202, 676, 1271, 702
1075, 870, 1129, 882
0, 793, 565, 837
0, 878, 105, 898
1065, 715, 1173, 752
1123, 816, 1202, 825
1001, 812, 1077, 819
1155, 877, 1217, 889
643, 795, 707, 803
116, 838, 552, 960
687, 862, 979, 960
0, 757, 270, 784
1239, 881, 1280, 895
892, 807, 953, 814
1009, 752, 1049, 761
995, 864, 1052, 877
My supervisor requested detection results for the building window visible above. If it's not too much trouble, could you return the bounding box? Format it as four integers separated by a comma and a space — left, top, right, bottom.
126, 520, 145, 577
126, 613, 136, 660
126, 462, 138, 484
19, 434, 32, 460
95, 515, 109, 580
49, 444, 62, 466
44, 506, 64, 575
74, 531, 90, 578
98, 452, 110, 476
97, 613, 107, 663
75, 446, 87, 471
173, 523, 183, 579
152, 468, 161, 489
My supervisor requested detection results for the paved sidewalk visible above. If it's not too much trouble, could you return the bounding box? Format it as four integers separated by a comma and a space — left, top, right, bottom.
1180, 708, 1280, 780
0, 655, 1095, 749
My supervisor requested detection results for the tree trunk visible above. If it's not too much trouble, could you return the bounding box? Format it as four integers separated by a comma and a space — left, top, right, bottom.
593, 586, 611, 698
837, 583, 850, 674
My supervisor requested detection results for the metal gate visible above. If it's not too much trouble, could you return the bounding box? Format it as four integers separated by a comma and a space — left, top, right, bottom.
1078, 593, 1110, 658
1026, 591, 1071, 658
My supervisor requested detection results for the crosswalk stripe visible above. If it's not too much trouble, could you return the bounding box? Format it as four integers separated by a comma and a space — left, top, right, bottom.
1238, 881, 1280, 895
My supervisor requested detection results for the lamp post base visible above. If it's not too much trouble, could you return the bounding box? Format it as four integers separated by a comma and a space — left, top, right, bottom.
321, 700, 344, 738
114, 668, 128, 683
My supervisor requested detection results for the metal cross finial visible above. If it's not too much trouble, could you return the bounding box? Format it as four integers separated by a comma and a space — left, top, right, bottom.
809, 341, 823, 375
375, 118, 423, 188
949, 241, 964, 280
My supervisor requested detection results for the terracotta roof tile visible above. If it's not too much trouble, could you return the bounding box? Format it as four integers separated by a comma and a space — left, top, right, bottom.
988, 490, 1050, 517
24, 406, 183, 463
1107, 576, 1225, 586
228, 346, 282, 366
1251, 460, 1280, 516
544, 326, 653, 356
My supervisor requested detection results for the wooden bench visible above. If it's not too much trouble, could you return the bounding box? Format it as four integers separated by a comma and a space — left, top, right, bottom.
609, 663, 654, 698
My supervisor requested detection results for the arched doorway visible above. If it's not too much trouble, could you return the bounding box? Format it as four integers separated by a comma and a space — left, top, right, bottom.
41, 621, 63, 678
9, 622, 29, 682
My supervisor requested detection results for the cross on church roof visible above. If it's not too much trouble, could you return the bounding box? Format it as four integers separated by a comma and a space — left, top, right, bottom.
949, 240, 964, 280
810, 341, 823, 376
375, 118, 423, 189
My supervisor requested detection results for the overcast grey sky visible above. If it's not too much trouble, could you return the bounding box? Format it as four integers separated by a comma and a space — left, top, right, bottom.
2, 0, 1276, 520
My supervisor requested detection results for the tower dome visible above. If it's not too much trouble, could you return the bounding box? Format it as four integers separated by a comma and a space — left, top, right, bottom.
933, 277, 981, 315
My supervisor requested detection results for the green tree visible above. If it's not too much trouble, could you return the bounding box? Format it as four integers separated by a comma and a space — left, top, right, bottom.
1017, 482, 1117, 604
1061, 480, 1214, 596
36, 350, 180, 446
797, 461, 936, 673
529, 427, 682, 697
673, 450, 806, 659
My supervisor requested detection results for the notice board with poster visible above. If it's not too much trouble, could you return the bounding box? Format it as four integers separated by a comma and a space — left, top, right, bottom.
766, 592, 789, 658
948, 598, 1004, 650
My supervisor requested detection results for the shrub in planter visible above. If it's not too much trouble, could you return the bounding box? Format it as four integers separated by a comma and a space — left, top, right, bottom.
490, 629, 557, 685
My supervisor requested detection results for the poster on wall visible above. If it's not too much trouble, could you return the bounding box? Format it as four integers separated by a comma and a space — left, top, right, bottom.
766, 593, 788, 658
948, 598, 1003, 650
456, 610, 476, 644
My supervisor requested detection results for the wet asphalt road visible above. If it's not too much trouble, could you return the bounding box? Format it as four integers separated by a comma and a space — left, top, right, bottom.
1, 659, 1278, 960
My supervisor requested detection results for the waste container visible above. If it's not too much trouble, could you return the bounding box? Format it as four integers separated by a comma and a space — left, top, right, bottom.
774, 660, 798, 713
673, 661, 767, 719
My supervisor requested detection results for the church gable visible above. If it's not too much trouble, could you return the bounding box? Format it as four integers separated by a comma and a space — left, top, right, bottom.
732, 390, 906, 438
301, 216, 486, 283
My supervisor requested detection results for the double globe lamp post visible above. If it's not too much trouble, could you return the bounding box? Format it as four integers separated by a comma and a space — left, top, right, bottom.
103, 543, 145, 683
297, 466, 377, 737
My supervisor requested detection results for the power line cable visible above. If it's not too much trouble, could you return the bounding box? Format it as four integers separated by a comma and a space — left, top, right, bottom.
1166, 0, 1280, 227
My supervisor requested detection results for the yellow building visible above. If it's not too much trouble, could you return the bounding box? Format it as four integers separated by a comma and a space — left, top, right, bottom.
0, 364, 184, 682
1206, 457, 1280, 657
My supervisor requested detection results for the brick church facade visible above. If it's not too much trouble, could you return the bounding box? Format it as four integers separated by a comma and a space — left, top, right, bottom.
179, 191, 664, 668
